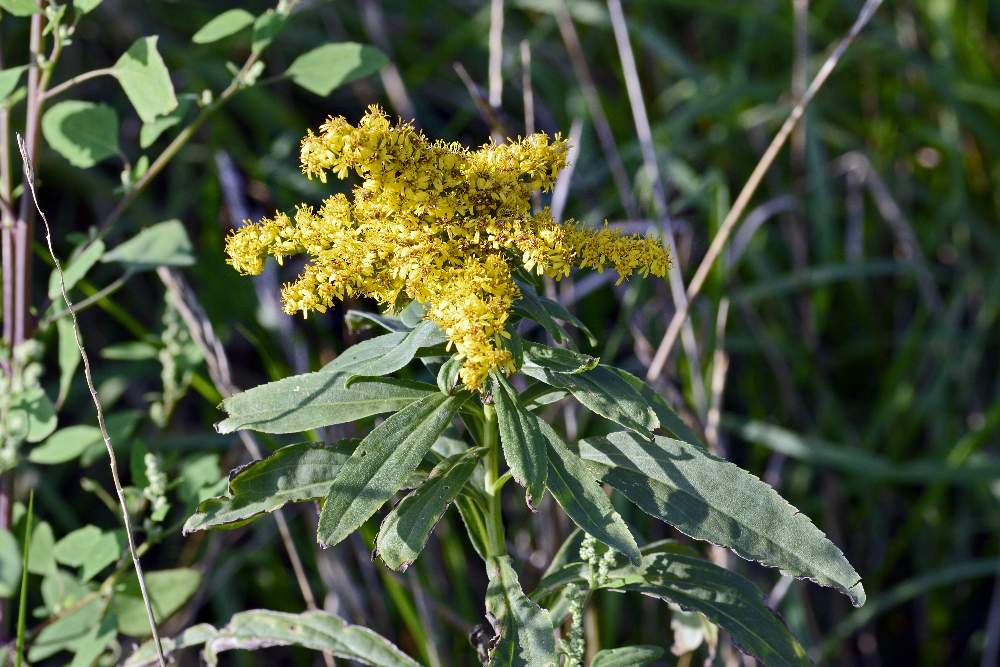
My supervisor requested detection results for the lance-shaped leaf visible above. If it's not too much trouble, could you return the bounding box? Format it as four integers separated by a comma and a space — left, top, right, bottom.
580, 430, 865, 607
184, 441, 355, 533
521, 342, 599, 375
539, 421, 641, 565
376, 448, 482, 571
317, 393, 462, 547
125, 609, 419, 667
610, 367, 704, 447
323, 321, 447, 377
216, 372, 434, 434
493, 373, 547, 507
591, 646, 664, 667
520, 364, 658, 437
513, 281, 595, 346
616, 553, 810, 667
485, 556, 557, 667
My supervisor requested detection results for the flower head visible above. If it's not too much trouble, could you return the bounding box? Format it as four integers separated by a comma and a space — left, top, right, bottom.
226, 106, 670, 389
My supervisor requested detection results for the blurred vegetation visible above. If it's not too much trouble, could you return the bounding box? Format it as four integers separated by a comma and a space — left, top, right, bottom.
0, 0, 998, 664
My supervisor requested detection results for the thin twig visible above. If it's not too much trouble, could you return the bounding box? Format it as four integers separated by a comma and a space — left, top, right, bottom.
40, 67, 114, 102
17, 134, 166, 667
607, 0, 708, 416
646, 0, 884, 382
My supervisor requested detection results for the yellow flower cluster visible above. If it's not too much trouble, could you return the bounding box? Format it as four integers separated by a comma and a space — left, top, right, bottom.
226, 106, 670, 389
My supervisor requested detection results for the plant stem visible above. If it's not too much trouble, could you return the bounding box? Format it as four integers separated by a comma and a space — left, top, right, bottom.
481, 403, 507, 558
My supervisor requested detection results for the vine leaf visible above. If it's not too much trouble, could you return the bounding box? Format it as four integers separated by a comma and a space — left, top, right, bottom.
102, 220, 194, 271
184, 441, 355, 533
216, 373, 435, 434
125, 609, 419, 667
375, 448, 482, 571
286, 43, 388, 96
40, 100, 119, 168
492, 373, 547, 508
192, 8, 255, 44
317, 392, 463, 548
112, 36, 177, 123
484, 556, 558, 667
580, 430, 866, 606
112, 568, 201, 637
538, 420, 641, 565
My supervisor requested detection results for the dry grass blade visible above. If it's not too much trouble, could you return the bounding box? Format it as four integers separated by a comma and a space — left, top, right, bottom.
16, 134, 166, 667
646, 0, 884, 382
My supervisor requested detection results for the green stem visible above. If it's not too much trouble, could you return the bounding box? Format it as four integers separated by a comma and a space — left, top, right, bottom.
481, 403, 507, 558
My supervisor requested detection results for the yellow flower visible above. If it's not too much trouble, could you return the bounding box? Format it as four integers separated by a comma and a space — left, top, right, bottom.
226, 106, 670, 389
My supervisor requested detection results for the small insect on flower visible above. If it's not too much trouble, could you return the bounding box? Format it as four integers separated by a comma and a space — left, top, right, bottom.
225, 106, 670, 389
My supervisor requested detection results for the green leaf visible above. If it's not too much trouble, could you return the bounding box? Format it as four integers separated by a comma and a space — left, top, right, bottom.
590, 645, 664, 667
484, 555, 557, 667
317, 392, 463, 547
7, 386, 57, 444
192, 8, 255, 44
331, 320, 446, 378
112, 568, 201, 636
513, 281, 572, 346
41, 100, 119, 168
0, 529, 21, 596
521, 341, 598, 374
376, 448, 482, 571
345, 309, 409, 333
580, 430, 865, 606
73, 0, 102, 14
538, 420, 641, 565
67, 614, 117, 667
217, 372, 435, 434
251, 9, 285, 54
0, 66, 26, 100
28, 598, 103, 662
49, 239, 105, 300
30, 425, 101, 464
53, 526, 124, 581
102, 219, 194, 270
286, 42, 388, 97
610, 367, 704, 447
112, 36, 177, 123
27, 520, 56, 576
492, 373, 547, 507
184, 441, 355, 533
139, 93, 195, 148
617, 553, 810, 667
437, 356, 462, 394
56, 318, 80, 406
128, 609, 420, 667
521, 364, 658, 437
0, 0, 37, 16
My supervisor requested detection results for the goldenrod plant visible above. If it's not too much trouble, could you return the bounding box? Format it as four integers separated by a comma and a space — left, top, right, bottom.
178, 110, 865, 666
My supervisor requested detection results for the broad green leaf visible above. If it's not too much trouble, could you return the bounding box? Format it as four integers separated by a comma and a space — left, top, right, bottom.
57, 318, 80, 405
345, 309, 409, 333
192, 8, 255, 44
286, 42, 388, 96
49, 239, 105, 299
53, 526, 124, 581
140, 93, 195, 148
376, 448, 482, 571
28, 520, 57, 576
112, 568, 201, 636
538, 421, 641, 565
330, 320, 446, 378
112, 36, 177, 123
184, 441, 355, 533
73, 0, 102, 13
128, 609, 420, 667
102, 219, 194, 270
5, 386, 56, 444
617, 553, 810, 667
0, 0, 37, 16
217, 372, 435, 434
251, 9, 285, 54
580, 430, 865, 606
521, 341, 598, 374
67, 613, 116, 667
30, 424, 100, 464
590, 645, 664, 667
0, 529, 20, 596
28, 598, 103, 662
41, 100, 119, 168
317, 392, 463, 547
40, 569, 88, 615
485, 555, 557, 667
493, 373, 547, 507
0, 66, 26, 100
610, 367, 704, 447
521, 364, 658, 437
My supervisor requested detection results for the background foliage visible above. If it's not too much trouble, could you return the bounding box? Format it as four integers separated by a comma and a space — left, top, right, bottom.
0, 0, 998, 664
